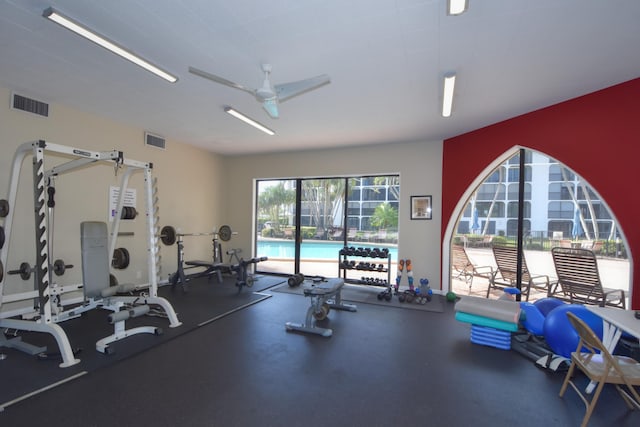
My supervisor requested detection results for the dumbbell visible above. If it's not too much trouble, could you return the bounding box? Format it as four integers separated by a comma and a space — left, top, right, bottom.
288, 273, 305, 287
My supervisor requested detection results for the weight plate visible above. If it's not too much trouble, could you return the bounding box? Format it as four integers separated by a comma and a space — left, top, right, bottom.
0, 225, 4, 249
313, 303, 330, 321
0, 259, 3, 282
53, 259, 66, 276
0, 199, 8, 218
160, 225, 176, 245
112, 247, 130, 269
19, 262, 31, 281
218, 225, 232, 241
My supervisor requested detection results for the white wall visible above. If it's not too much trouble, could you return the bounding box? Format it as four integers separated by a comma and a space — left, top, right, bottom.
0, 86, 224, 306
221, 141, 444, 288
1, 84, 446, 312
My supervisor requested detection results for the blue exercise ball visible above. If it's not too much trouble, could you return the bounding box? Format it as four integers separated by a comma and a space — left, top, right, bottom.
533, 297, 565, 317
519, 302, 545, 336
543, 304, 603, 358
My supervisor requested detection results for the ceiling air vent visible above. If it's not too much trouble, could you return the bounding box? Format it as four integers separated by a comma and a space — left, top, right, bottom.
11, 92, 49, 117
145, 132, 166, 150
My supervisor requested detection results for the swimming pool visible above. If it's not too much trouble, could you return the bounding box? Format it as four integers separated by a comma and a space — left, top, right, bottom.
256, 239, 398, 260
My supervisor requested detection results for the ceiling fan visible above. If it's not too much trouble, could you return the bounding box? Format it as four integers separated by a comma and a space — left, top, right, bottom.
188, 64, 330, 118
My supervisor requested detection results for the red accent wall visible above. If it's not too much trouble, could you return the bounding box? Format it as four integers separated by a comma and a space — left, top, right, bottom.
442, 78, 640, 309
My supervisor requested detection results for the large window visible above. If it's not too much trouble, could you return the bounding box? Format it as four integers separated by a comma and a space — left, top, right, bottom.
451, 149, 629, 305
255, 175, 399, 276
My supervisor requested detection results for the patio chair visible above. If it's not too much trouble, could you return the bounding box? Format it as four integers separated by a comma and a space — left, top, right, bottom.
347, 228, 358, 241
559, 312, 640, 427
313, 228, 326, 240
330, 228, 344, 240
451, 244, 494, 292
481, 235, 494, 247
375, 229, 387, 243
487, 245, 549, 301
549, 247, 625, 309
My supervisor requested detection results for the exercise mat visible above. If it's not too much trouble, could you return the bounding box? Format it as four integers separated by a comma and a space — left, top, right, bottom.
0, 276, 277, 411
272, 282, 444, 313
454, 296, 521, 324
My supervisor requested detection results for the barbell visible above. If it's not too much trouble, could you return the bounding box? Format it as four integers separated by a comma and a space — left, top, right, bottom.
157, 224, 233, 246
7, 259, 74, 281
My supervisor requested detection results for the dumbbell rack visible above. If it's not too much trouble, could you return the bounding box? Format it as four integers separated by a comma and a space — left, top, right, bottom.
338, 246, 391, 287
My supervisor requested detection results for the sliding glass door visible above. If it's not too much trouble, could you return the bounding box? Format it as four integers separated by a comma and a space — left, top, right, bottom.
255, 179, 296, 275
255, 175, 399, 277
299, 178, 345, 277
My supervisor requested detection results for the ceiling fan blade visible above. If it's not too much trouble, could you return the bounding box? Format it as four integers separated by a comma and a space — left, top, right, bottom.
188, 66, 255, 95
275, 74, 331, 102
262, 99, 279, 119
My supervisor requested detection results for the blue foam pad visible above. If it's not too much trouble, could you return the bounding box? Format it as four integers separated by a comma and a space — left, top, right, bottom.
471, 324, 512, 339
470, 334, 511, 350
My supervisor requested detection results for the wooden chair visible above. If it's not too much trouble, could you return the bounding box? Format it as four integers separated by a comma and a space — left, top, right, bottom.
487, 245, 549, 301
451, 244, 494, 292
549, 247, 625, 309
559, 312, 640, 427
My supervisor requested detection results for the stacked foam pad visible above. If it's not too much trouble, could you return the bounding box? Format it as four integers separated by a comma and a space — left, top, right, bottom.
455, 296, 522, 350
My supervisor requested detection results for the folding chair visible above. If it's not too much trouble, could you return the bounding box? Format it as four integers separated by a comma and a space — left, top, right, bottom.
559, 312, 640, 427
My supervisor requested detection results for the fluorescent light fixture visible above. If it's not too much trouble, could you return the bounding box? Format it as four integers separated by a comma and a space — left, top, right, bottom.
224, 107, 275, 136
442, 73, 456, 118
43, 7, 177, 83
448, 0, 469, 15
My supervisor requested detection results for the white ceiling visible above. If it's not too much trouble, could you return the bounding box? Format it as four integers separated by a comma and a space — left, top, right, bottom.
1, 0, 639, 156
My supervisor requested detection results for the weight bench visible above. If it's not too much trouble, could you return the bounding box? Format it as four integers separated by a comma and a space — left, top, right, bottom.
183, 260, 228, 282
285, 278, 357, 337
81, 221, 177, 354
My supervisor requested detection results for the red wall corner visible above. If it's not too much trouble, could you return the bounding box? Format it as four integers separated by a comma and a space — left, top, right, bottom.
442, 78, 640, 309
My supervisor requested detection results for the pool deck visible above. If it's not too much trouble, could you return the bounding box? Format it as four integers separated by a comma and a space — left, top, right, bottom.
257, 244, 631, 304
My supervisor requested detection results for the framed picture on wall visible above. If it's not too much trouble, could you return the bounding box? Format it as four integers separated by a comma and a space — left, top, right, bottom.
411, 195, 432, 220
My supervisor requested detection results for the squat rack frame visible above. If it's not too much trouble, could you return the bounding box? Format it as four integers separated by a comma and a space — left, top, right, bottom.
0, 140, 181, 367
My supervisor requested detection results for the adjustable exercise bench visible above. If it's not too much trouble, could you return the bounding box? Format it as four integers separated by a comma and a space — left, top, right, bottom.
81, 221, 173, 354
285, 278, 357, 337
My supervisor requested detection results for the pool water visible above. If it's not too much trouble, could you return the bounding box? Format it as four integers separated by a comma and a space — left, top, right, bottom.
257, 239, 398, 260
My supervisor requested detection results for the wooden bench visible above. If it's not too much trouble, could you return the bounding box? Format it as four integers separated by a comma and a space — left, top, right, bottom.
549, 247, 625, 309
487, 245, 549, 301
451, 245, 494, 292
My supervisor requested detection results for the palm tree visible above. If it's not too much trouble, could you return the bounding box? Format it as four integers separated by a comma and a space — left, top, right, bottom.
259, 182, 295, 232
370, 202, 398, 229
302, 179, 345, 232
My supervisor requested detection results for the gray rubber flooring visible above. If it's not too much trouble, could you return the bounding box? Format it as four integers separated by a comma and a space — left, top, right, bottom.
1, 282, 639, 427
